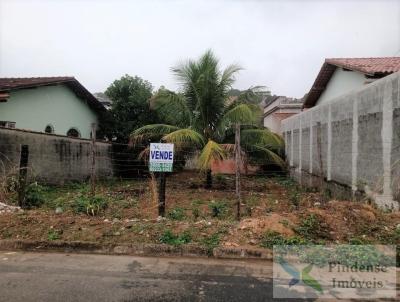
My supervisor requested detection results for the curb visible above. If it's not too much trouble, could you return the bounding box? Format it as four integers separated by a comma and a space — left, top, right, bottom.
0, 240, 273, 260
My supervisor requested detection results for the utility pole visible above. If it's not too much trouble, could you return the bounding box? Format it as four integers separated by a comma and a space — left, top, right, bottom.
235, 123, 241, 220
90, 123, 96, 197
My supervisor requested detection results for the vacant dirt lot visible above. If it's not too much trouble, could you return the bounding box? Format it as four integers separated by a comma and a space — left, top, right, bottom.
0, 172, 399, 250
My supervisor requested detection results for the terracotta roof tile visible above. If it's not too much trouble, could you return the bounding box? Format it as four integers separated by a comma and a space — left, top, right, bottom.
303, 57, 400, 108
326, 57, 400, 75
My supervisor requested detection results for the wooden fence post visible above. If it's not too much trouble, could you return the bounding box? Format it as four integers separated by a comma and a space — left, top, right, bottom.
235, 123, 241, 220
18, 145, 29, 208
90, 123, 96, 197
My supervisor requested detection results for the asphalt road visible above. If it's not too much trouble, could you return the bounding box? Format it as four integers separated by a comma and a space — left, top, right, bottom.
0, 250, 313, 302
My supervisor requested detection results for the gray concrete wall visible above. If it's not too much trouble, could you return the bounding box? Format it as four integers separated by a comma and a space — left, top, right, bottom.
0, 128, 113, 185
282, 71, 400, 210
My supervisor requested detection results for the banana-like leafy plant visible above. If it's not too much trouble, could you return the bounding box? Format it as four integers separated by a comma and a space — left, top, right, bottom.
131, 50, 285, 187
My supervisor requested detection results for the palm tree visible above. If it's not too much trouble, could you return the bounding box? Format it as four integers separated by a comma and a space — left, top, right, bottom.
131, 50, 284, 188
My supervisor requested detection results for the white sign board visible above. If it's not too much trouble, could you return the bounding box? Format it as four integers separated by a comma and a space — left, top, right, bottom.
149, 143, 174, 172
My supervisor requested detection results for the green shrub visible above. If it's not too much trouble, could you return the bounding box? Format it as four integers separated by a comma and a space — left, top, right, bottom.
208, 200, 227, 218
47, 229, 61, 241
24, 183, 46, 208
72, 195, 108, 216
159, 230, 192, 246
294, 214, 330, 241
202, 233, 220, 255
260, 230, 307, 249
167, 207, 185, 220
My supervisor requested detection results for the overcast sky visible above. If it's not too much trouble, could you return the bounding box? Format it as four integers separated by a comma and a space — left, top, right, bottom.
0, 0, 399, 98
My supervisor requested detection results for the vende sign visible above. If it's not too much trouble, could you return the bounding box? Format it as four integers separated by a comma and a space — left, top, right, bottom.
149, 143, 174, 172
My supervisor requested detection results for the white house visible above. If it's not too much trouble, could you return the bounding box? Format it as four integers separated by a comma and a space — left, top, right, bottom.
263, 96, 303, 134
303, 57, 400, 108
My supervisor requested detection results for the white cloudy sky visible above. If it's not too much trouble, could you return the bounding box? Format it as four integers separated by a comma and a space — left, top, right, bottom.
0, 0, 399, 97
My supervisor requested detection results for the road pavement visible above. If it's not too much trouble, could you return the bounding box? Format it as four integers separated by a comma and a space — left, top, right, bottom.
0, 250, 310, 302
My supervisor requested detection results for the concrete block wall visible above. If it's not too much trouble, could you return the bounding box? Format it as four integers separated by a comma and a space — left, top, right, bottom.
0, 128, 113, 185
282, 71, 400, 210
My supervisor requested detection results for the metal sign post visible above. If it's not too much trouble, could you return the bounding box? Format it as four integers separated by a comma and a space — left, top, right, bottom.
149, 143, 174, 216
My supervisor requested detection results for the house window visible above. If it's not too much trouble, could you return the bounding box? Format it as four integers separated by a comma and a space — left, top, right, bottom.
44, 124, 54, 134
0, 121, 16, 128
66, 128, 80, 138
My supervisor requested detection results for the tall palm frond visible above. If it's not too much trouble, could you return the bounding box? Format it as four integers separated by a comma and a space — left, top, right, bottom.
198, 140, 226, 171
130, 124, 180, 146
162, 129, 205, 149
251, 145, 286, 168
241, 128, 284, 150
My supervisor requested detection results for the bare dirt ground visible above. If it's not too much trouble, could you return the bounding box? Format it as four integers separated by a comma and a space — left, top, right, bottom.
0, 171, 399, 250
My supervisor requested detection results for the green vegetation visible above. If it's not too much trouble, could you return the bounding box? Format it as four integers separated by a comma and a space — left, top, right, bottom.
99, 75, 159, 143
130, 50, 285, 188
208, 200, 227, 218
72, 196, 108, 216
201, 233, 221, 255
159, 230, 192, 246
47, 229, 61, 241
24, 183, 46, 208
294, 214, 331, 241
167, 207, 186, 220
260, 230, 307, 249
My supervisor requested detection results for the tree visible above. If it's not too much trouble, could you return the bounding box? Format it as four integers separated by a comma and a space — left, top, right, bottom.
130, 50, 284, 187
100, 75, 158, 143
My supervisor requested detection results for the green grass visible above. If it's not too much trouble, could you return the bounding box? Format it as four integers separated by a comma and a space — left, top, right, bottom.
159, 230, 192, 246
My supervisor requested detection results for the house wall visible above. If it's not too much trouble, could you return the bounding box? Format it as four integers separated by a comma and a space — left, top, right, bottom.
316, 68, 367, 106
0, 84, 98, 138
0, 128, 113, 185
282, 71, 400, 210
263, 115, 281, 133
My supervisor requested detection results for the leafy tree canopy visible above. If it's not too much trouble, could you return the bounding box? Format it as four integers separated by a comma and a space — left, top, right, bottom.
100, 74, 159, 143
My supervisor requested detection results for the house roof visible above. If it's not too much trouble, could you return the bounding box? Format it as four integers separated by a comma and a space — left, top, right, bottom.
303, 57, 400, 108
0, 77, 105, 113
272, 112, 298, 121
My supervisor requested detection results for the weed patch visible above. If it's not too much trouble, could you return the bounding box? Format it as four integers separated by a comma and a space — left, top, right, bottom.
208, 200, 227, 218
167, 207, 186, 220
294, 214, 330, 241
159, 230, 192, 246
72, 196, 108, 216
47, 229, 61, 241
260, 230, 307, 249
202, 233, 220, 255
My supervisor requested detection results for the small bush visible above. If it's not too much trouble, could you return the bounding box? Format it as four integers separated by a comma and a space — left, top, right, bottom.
72, 195, 108, 216
294, 214, 330, 241
208, 200, 227, 218
24, 183, 46, 208
260, 230, 307, 249
159, 230, 192, 246
167, 207, 185, 220
47, 229, 61, 241
202, 233, 220, 255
